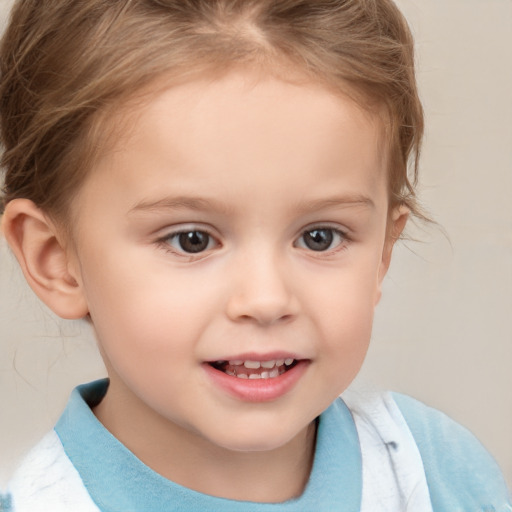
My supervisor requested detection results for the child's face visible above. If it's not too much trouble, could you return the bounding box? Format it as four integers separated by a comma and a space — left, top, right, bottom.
67, 71, 399, 453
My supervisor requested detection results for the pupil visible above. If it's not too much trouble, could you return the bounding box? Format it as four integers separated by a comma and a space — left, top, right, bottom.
179, 231, 209, 253
304, 229, 333, 251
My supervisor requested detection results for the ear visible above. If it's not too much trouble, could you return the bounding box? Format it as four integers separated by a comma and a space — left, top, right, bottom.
375, 205, 409, 304
1, 199, 89, 319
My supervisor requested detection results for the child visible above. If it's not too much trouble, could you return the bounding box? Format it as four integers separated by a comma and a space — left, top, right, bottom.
0, 0, 510, 510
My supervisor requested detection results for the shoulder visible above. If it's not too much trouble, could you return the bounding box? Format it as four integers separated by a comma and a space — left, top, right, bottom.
393, 392, 512, 511
7, 430, 100, 512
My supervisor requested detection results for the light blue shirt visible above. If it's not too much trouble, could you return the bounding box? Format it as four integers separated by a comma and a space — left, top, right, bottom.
55, 380, 362, 511
8, 379, 511, 511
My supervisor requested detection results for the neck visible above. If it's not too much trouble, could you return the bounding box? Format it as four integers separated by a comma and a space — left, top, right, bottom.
93, 381, 318, 503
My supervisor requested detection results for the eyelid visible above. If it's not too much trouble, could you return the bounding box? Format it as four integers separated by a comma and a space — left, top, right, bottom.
296, 222, 349, 239
156, 222, 220, 240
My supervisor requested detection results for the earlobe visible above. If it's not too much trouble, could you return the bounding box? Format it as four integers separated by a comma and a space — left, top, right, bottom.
375, 205, 409, 304
1, 199, 89, 319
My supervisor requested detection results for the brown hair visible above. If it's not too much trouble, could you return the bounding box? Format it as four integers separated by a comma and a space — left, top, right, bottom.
0, 0, 424, 223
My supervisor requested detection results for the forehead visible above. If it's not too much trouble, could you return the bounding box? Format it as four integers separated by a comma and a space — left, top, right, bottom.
76, 71, 389, 221
113, 71, 385, 166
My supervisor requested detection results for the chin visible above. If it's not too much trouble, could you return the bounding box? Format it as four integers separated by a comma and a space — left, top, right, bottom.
203, 421, 309, 454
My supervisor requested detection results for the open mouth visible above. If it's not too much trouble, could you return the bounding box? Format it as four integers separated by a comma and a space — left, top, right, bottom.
208, 358, 299, 380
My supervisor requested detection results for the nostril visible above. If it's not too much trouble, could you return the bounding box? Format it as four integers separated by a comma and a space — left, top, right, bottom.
237, 312, 294, 325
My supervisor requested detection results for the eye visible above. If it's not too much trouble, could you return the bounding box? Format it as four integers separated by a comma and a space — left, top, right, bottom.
296, 227, 345, 252
165, 230, 215, 254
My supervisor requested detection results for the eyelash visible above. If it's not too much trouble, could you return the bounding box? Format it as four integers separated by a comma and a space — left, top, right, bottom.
156, 225, 349, 258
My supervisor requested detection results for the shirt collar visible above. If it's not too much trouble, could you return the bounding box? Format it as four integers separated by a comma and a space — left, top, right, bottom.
56, 379, 361, 511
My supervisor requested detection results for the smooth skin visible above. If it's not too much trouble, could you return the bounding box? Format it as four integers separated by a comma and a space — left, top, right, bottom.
2, 70, 407, 502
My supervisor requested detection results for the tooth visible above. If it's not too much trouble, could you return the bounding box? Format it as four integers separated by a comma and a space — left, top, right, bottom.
249, 373, 261, 379
238, 373, 248, 379
269, 368, 279, 378
261, 360, 276, 369
244, 360, 261, 369
285, 358, 294, 366
225, 369, 236, 376
276, 359, 284, 366
261, 371, 270, 379
229, 360, 243, 366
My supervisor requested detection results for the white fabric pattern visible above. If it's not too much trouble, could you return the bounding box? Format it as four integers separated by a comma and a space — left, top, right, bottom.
8, 431, 99, 512
9, 392, 433, 511
343, 389, 434, 512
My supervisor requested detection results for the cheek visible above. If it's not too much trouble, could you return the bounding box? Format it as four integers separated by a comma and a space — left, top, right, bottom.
303, 258, 380, 379
309, 257, 380, 333
320, 293, 374, 367
79, 247, 222, 360
318, 297, 374, 398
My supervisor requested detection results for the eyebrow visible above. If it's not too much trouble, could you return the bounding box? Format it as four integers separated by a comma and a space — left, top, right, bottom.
128, 194, 375, 216
294, 195, 375, 214
128, 196, 232, 215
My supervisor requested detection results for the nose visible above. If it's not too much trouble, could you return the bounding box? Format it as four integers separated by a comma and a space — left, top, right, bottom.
225, 248, 299, 326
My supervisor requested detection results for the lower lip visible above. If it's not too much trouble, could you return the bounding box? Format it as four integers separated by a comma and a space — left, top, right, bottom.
203, 361, 309, 403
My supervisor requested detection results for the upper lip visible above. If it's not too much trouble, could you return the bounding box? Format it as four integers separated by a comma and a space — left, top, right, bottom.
205, 352, 307, 363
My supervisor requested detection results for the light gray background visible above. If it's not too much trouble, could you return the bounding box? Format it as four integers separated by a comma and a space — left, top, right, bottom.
1, 0, 511, 488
